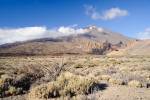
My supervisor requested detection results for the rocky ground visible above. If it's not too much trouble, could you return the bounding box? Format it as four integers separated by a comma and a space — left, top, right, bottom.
0, 55, 150, 100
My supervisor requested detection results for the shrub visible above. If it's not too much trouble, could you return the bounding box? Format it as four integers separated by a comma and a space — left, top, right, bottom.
128, 80, 142, 88
28, 83, 48, 99
74, 61, 97, 68
0, 74, 13, 83
0, 71, 5, 77
86, 62, 97, 67
0, 74, 31, 97
0, 79, 4, 85
109, 58, 123, 65
56, 72, 97, 96
100, 75, 111, 81
109, 78, 125, 85
0, 87, 2, 95
28, 82, 59, 99
0, 76, 13, 97
28, 72, 99, 99
74, 63, 83, 68
7, 86, 17, 95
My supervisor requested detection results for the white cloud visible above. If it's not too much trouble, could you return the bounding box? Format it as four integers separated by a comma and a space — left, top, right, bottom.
0, 27, 47, 44
58, 26, 88, 35
85, 5, 128, 20
101, 8, 128, 20
137, 28, 150, 39
85, 5, 100, 20
0, 26, 89, 44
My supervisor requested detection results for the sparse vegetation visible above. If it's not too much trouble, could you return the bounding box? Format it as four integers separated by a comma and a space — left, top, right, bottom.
28, 72, 100, 99
0, 55, 150, 99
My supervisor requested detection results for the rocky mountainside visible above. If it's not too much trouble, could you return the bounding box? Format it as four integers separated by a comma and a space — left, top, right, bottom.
108, 40, 150, 56
0, 26, 133, 56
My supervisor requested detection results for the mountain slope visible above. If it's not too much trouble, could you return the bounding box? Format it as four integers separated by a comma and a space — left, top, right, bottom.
0, 26, 133, 56
107, 40, 150, 56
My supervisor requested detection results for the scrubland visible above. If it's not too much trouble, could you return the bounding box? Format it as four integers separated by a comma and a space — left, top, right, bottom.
0, 55, 150, 100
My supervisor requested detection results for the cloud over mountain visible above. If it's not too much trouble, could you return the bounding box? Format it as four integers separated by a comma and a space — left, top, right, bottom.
0, 26, 89, 44
58, 26, 88, 34
0, 27, 47, 44
85, 5, 128, 20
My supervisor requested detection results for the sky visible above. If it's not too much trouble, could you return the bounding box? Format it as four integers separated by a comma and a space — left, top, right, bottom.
0, 0, 150, 44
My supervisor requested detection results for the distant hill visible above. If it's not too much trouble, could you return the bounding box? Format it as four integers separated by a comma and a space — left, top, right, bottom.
0, 26, 133, 56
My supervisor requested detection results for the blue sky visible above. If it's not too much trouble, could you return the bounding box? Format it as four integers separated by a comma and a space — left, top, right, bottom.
0, 0, 150, 44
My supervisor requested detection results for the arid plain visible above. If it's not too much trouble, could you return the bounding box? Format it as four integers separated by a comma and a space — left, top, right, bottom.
0, 55, 150, 100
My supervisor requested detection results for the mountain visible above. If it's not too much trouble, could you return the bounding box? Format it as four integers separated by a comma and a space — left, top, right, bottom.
108, 40, 150, 56
0, 26, 133, 56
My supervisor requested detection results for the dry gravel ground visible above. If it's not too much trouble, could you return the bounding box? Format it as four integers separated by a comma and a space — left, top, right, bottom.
0, 55, 150, 100
95, 85, 150, 100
